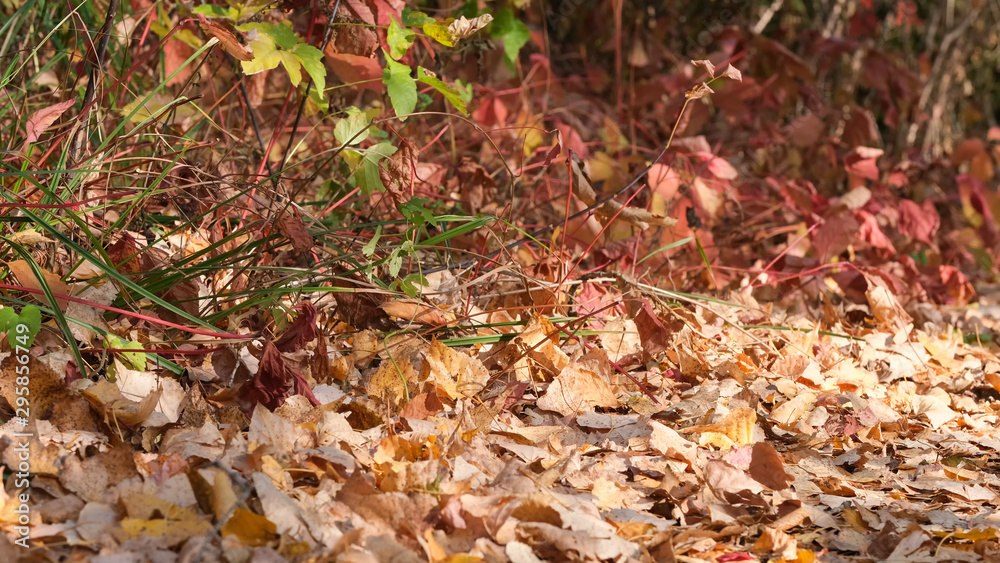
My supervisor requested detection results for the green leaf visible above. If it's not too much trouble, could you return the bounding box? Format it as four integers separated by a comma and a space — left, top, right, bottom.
334, 106, 376, 146
264, 22, 300, 50
0, 308, 17, 333
399, 273, 429, 299
192, 4, 232, 18
233, 0, 274, 21
382, 52, 417, 118
387, 16, 415, 60
417, 67, 468, 115
10, 305, 41, 349
398, 197, 437, 228
490, 9, 529, 67
423, 20, 455, 47
292, 43, 326, 92
354, 142, 398, 195
105, 335, 146, 371
238, 23, 324, 91
362, 225, 382, 257
239, 24, 282, 74
278, 51, 304, 85
388, 249, 403, 278
306, 83, 329, 113
120, 340, 148, 371
402, 8, 435, 26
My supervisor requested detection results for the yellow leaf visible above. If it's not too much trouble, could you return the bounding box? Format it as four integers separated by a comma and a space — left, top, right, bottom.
221, 508, 278, 546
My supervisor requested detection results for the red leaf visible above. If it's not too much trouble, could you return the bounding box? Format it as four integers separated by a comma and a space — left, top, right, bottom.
939, 265, 975, 306
634, 300, 669, 355
812, 212, 859, 261
855, 210, 895, 254
240, 341, 292, 412
898, 199, 939, 245
274, 301, 318, 353
692, 151, 738, 180
22, 99, 75, 153
163, 39, 195, 86
843, 146, 883, 181
343, 0, 376, 25
370, 0, 402, 27
325, 53, 384, 92
399, 392, 444, 419
648, 164, 681, 200
289, 366, 321, 407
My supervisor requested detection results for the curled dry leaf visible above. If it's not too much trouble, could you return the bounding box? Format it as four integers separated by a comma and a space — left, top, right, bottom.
379, 142, 415, 207
198, 17, 253, 61
381, 298, 455, 327
448, 14, 494, 40
686, 82, 715, 100
721, 64, 743, 82
691, 59, 716, 77
681, 407, 758, 449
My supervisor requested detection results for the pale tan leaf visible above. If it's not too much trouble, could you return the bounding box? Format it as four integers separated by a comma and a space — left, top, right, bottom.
691, 59, 716, 78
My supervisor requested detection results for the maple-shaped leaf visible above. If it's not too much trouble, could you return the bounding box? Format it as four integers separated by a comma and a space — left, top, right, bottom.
238, 23, 326, 94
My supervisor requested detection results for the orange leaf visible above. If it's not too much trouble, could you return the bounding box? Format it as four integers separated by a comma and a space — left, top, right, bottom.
7, 259, 73, 310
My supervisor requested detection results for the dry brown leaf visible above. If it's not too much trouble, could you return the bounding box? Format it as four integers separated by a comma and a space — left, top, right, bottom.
381, 299, 455, 327
536, 358, 619, 416
7, 259, 74, 310
199, 18, 253, 61
448, 14, 494, 40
